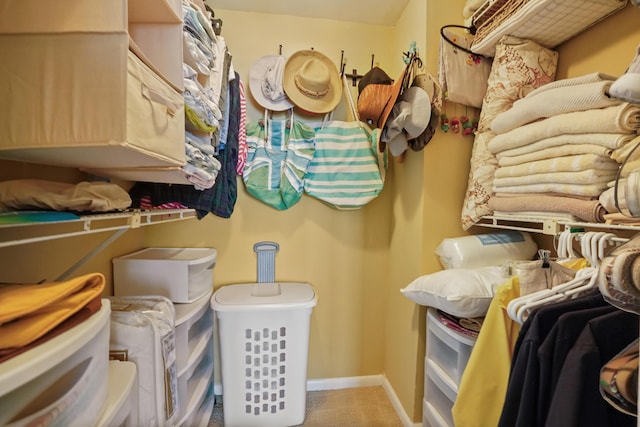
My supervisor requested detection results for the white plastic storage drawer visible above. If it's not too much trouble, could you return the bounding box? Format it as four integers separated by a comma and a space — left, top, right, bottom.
426, 308, 476, 386
175, 290, 214, 372
114, 247, 216, 303
424, 368, 456, 427
0, 300, 111, 427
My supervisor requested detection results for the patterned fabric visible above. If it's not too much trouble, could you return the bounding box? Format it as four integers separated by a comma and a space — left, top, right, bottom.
461, 36, 558, 230
243, 118, 315, 210
304, 121, 385, 210
236, 79, 248, 175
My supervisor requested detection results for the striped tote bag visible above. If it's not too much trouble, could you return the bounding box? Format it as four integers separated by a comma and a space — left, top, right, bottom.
304, 119, 386, 209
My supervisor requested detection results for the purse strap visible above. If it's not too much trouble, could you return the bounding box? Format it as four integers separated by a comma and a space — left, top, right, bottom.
342, 74, 363, 126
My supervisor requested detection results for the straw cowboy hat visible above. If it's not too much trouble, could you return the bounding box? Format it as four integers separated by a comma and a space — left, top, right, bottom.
249, 54, 294, 111
283, 50, 342, 114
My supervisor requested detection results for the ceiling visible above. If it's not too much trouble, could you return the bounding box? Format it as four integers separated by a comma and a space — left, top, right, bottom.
207, 0, 410, 26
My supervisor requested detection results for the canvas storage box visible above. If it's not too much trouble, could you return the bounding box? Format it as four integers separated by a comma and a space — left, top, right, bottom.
113, 247, 217, 303
0, 0, 185, 169
211, 282, 317, 427
0, 300, 111, 427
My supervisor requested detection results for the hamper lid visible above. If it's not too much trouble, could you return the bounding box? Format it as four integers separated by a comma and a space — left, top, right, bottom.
211, 282, 317, 311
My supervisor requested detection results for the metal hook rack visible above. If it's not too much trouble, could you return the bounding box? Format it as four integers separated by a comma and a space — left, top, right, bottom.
339, 51, 376, 87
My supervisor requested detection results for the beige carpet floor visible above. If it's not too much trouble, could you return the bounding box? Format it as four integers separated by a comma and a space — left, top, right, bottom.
208, 386, 404, 426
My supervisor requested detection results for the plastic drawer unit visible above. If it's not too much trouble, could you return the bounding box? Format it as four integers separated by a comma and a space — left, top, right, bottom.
423, 308, 477, 427
113, 247, 217, 303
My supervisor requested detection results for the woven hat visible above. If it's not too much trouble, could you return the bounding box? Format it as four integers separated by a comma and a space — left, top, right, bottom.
407, 72, 443, 151
357, 67, 407, 131
249, 54, 294, 111
384, 86, 432, 157
283, 50, 342, 114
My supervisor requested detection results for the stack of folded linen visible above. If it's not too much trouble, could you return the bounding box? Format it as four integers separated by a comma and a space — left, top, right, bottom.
486, 73, 640, 223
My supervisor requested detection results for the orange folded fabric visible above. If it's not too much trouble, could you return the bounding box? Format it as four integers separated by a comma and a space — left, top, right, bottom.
0, 273, 105, 350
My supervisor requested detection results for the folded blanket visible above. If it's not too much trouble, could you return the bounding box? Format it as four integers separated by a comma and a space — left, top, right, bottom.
599, 185, 625, 213
0, 179, 132, 212
493, 182, 610, 198
524, 72, 617, 99
0, 273, 105, 350
494, 154, 619, 178
498, 143, 614, 167
493, 169, 617, 187
495, 133, 633, 158
489, 194, 607, 223
491, 80, 622, 134
488, 103, 640, 154
611, 135, 640, 163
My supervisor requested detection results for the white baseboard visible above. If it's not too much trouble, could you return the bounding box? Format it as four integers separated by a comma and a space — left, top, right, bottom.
306, 374, 383, 391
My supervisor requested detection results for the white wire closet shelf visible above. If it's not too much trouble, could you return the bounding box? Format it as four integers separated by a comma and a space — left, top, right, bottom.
0, 209, 196, 248
469, 0, 628, 57
476, 214, 640, 235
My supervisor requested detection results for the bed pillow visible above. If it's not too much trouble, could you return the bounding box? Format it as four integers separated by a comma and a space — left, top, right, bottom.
400, 266, 506, 317
461, 36, 558, 230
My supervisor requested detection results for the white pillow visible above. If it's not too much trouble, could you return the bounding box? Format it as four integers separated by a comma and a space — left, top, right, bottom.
400, 266, 506, 318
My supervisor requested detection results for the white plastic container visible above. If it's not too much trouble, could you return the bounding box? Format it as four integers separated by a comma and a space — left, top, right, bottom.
211, 282, 317, 427
0, 300, 111, 427
113, 247, 217, 303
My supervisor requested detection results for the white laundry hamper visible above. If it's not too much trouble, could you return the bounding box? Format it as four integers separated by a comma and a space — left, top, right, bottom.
211, 281, 317, 427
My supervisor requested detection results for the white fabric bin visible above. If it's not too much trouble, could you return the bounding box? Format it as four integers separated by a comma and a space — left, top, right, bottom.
211, 282, 317, 427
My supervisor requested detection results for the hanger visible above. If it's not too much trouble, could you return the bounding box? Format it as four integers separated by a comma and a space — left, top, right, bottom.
439, 25, 491, 60
509, 231, 626, 324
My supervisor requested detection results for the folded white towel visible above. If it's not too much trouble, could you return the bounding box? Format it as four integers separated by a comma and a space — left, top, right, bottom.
495, 154, 619, 178
498, 144, 613, 167
493, 169, 617, 187
495, 133, 633, 159
488, 103, 640, 154
491, 80, 621, 134
493, 182, 610, 198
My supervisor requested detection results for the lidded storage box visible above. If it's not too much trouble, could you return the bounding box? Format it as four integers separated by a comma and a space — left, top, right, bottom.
113, 247, 217, 303
211, 282, 317, 427
0, 0, 186, 170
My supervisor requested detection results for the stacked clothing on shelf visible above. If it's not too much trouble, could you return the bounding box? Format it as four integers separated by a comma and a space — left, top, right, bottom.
129, 0, 243, 218
486, 73, 640, 223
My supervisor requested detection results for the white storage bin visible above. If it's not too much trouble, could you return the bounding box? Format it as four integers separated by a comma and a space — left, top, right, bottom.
113, 248, 217, 303
0, 0, 185, 170
175, 290, 214, 372
97, 361, 138, 427
179, 383, 215, 427
0, 300, 111, 427
426, 308, 476, 386
423, 399, 451, 427
424, 368, 456, 427
211, 282, 317, 427
177, 342, 214, 425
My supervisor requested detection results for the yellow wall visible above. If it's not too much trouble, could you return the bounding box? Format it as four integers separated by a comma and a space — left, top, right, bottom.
146, 10, 399, 383
4, 2, 640, 424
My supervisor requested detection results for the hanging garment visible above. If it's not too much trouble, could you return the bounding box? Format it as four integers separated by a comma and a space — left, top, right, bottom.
452, 276, 521, 427
545, 310, 638, 427
497, 291, 611, 427
243, 115, 315, 210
